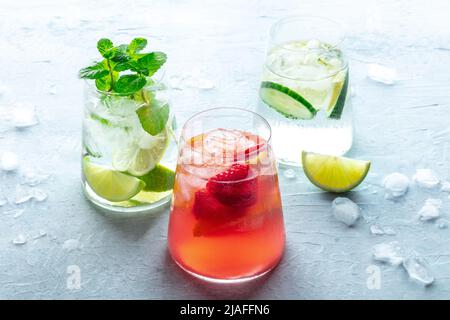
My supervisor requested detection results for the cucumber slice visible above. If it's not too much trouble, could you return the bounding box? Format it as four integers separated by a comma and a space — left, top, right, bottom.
327, 70, 349, 119
260, 81, 318, 120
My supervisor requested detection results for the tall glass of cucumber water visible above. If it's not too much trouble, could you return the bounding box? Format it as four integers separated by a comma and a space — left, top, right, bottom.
80, 38, 177, 214
257, 16, 351, 166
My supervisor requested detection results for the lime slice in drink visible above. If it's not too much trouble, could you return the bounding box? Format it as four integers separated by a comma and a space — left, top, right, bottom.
302, 151, 370, 193
138, 164, 175, 192
326, 70, 349, 119
260, 81, 318, 119
83, 156, 145, 202
112, 129, 169, 176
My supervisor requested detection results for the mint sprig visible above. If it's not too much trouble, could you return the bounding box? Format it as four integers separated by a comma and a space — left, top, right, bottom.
79, 37, 169, 136
79, 37, 167, 95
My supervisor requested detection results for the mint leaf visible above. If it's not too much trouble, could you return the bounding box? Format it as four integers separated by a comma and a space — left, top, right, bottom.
114, 74, 146, 94
136, 102, 169, 135
110, 44, 129, 63
128, 38, 147, 55
137, 52, 167, 76
95, 71, 118, 91
97, 38, 114, 58
79, 61, 109, 79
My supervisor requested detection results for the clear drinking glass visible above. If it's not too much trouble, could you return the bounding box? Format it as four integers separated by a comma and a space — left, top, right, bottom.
256, 16, 352, 166
168, 108, 285, 283
82, 71, 177, 214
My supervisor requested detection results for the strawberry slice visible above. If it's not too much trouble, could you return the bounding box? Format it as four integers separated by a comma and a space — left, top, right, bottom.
193, 189, 233, 221
206, 164, 258, 207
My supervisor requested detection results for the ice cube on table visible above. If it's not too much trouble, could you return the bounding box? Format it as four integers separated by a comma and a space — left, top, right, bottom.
402, 257, 434, 286
372, 241, 404, 266
12, 233, 27, 245
418, 198, 442, 221
14, 185, 47, 204
12, 105, 38, 129
331, 197, 360, 226
0, 151, 19, 171
197, 78, 215, 90
21, 168, 49, 186
383, 172, 409, 199
413, 169, 440, 188
441, 181, 450, 193
367, 63, 398, 85
370, 224, 396, 236
283, 168, 297, 179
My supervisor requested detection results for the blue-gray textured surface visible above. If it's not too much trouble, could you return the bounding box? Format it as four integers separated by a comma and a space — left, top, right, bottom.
0, 0, 450, 299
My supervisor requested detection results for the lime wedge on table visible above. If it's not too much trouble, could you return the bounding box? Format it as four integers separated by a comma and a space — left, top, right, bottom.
326, 70, 349, 119
260, 81, 318, 119
112, 129, 169, 176
83, 157, 145, 202
302, 151, 370, 193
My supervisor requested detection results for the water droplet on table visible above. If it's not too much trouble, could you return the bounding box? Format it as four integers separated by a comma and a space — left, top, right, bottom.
402, 257, 434, 286
63, 238, 81, 252
331, 197, 360, 226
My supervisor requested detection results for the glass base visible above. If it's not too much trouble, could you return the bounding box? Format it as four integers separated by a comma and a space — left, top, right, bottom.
82, 182, 172, 217
173, 260, 276, 284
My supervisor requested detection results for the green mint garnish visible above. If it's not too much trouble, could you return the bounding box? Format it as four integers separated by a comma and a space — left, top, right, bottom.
79, 37, 169, 136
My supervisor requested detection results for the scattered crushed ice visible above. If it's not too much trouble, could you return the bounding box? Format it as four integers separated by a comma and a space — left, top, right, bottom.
12, 105, 39, 129
32, 230, 47, 239
63, 239, 81, 252
21, 168, 49, 186
12, 233, 27, 245
196, 78, 215, 90
331, 197, 360, 226
370, 224, 396, 236
383, 172, 409, 199
413, 169, 440, 188
14, 185, 48, 204
418, 198, 442, 221
441, 181, 450, 193
367, 63, 397, 85
168, 73, 215, 90
402, 257, 434, 286
13, 209, 24, 218
436, 218, 449, 229
372, 241, 404, 266
0, 151, 19, 171
283, 168, 297, 179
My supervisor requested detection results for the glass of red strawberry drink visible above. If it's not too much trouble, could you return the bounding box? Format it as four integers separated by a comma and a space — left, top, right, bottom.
168, 108, 285, 282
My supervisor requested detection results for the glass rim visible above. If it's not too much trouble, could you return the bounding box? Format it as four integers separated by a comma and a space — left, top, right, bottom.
180, 107, 272, 146
269, 15, 346, 49
266, 15, 347, 81
83, 67, 166, 96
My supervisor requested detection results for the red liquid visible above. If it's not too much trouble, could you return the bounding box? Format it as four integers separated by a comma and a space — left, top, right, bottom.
168, 129, 285, 281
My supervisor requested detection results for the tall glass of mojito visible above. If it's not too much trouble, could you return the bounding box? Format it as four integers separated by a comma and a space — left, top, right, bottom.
80, 38, 176, 213
257, 16, 351, 166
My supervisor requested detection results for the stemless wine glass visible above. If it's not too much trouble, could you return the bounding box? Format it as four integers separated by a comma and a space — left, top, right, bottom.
256, 16, 351, 166
82, 69, 177, 215
168, 108, 285, 283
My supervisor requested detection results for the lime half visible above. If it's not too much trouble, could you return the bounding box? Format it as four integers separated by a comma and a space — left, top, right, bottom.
302, 151, 370, 193
112, 129, 169, 176
83, 157, 145, 202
